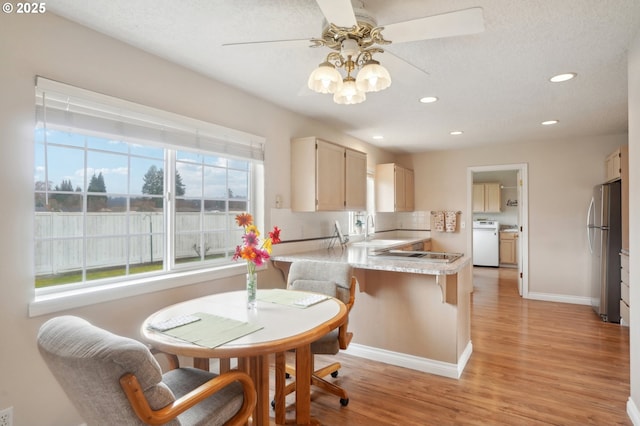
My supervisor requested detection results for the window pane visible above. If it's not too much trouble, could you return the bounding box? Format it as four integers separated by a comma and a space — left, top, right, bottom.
204, 155, 226, 167
177, 151, 203, 163
34, 142, 46, 188
228, 159, 249, 171
86, 237, 127, 277
175, 232, 202, 263
228, 169, 248, 199
49, 193, 83, 212
176, 209, 201, 233
87, 136, 129, 154
35, 238, 84, 288
204, 199, 226, 212
131, 158, 164, 196
130, 144, 163, 159
203, 211, 227, 231
205, 231, 229, 260
131, 195, 163, 212
47, 129, 84, 148
177, 162, 202, 197
229, 200, 248, 212
129, 234, 163, 273
87, 151, 128, 194
204, 166, 226, 198
34, 212, 84, 238
47, 145, 85, 192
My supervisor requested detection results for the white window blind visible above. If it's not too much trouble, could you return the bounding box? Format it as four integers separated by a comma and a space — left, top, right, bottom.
35, 76, 265, 161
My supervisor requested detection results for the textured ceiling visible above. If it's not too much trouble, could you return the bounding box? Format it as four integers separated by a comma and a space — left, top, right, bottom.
46, 0, 640, 153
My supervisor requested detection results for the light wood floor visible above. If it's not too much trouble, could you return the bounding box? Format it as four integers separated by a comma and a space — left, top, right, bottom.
271, 267, 631, 425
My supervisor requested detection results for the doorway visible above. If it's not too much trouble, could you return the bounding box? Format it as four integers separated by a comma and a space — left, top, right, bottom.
467, 164, 529, 297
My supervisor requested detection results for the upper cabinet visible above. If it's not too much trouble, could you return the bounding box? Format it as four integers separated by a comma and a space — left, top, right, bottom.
345, 148, 367, 210
605, 146, 629, 250
291, 137, 367, 212
375, 163, 414, 212
605, 148, 622, 182
473, 182, 501, 213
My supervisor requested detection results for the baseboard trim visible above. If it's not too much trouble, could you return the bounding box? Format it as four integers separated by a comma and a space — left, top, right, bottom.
628, 397, 640, 425
526, 292, 590, 306
344, 342, 473, 379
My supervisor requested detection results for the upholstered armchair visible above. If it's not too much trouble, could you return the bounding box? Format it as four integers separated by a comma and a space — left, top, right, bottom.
37, 315, 256, 425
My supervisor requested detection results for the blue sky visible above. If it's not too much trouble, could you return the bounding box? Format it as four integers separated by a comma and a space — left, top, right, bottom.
34, 128, 249, 199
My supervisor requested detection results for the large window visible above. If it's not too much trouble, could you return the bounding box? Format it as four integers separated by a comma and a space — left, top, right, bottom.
34, 77, 263, 295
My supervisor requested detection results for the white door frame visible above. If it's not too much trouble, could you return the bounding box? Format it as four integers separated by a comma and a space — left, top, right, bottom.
467, 163, 529, 298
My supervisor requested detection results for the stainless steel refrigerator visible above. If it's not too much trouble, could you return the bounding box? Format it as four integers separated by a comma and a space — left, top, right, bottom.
587, 181, 622, 323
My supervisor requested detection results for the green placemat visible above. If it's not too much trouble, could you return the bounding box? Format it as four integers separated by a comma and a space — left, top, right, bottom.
258, 289, 329, 308
162, 312, 263, 348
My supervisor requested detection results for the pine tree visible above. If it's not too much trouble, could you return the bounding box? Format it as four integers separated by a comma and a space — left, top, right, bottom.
87, 172, 108, 211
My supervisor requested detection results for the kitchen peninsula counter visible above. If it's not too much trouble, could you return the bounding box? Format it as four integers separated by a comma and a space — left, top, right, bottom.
271, 239, 473, 379
271, 240, 471, 277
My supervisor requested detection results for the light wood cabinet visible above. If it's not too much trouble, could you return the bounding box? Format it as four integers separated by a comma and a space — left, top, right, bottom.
499, 232, 518, 265
291, 137, 367, 212
605, 146, 629, 250
345, 148, 367, 210
620, 145, 629, 251
620, 251, 629, 326
375, 163, 414, 212
473, 183, 501, 213
605, 148, 622, 182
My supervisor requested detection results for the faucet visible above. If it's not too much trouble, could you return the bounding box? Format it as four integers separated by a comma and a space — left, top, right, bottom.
365, 214, 375, 240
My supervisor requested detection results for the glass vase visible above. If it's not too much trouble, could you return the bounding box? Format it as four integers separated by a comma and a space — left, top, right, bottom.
246, 271, 257, 309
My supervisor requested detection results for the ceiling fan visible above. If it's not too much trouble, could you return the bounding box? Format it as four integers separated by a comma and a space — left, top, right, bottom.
223, 0, 484, 105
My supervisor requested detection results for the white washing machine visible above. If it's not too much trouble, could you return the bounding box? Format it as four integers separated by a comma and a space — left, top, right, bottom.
473, 220, 500, 266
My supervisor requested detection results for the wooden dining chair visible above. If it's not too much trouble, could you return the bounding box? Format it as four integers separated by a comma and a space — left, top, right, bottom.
274, 260, 356, 413
37, 315, 256, 426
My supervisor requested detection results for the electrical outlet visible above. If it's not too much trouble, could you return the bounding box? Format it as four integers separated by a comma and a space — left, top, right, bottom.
0, 407, 13, 426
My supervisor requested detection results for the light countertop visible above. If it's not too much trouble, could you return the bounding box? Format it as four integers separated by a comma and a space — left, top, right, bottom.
271, 238, 471, 276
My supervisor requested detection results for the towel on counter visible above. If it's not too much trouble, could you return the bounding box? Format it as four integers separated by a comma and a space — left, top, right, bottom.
445, 211, 458, 233
433, 211, 445, 232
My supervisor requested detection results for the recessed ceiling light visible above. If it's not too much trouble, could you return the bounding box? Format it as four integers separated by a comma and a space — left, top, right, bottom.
542, 120, 559, 126
372, 135, 384, 140
549, 73, 576, 83
419, 96, 439, 104
450, 130, 464, 135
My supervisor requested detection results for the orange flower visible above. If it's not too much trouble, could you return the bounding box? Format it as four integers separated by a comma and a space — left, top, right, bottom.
235, 213, 253, 227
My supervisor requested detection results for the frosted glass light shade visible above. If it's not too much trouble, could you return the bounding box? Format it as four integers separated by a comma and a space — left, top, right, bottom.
308, 62, 343, 94
356, 60, 391, 93
333, 77, 366, 105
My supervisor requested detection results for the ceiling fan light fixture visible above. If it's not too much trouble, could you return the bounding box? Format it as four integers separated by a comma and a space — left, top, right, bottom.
356, 59, 391, 92
308, 61, 343, 94
333, 76, 366, 105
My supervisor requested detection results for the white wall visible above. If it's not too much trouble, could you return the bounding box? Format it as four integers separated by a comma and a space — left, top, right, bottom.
627, 27, 640, 425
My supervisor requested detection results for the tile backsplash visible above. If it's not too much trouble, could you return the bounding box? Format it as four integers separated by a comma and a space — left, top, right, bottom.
270, 208, 431, 242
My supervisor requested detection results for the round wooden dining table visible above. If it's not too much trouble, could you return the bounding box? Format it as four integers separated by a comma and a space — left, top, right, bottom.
141, 289, 347, 425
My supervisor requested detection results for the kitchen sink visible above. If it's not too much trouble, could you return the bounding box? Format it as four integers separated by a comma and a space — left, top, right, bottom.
370, 250, 463, 263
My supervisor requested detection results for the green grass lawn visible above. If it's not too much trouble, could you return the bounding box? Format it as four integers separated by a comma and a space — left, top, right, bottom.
35, 263, 163, 288
35, 253, 229, 288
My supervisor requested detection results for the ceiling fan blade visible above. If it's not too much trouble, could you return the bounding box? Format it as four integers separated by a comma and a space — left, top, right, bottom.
315, 0, 357, 27
383, 7, 484, 44
379, 50, 429, 85
222, 38, 312, 48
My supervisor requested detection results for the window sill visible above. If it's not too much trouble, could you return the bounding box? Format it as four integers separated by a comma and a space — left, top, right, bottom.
29, 263, 249, 317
